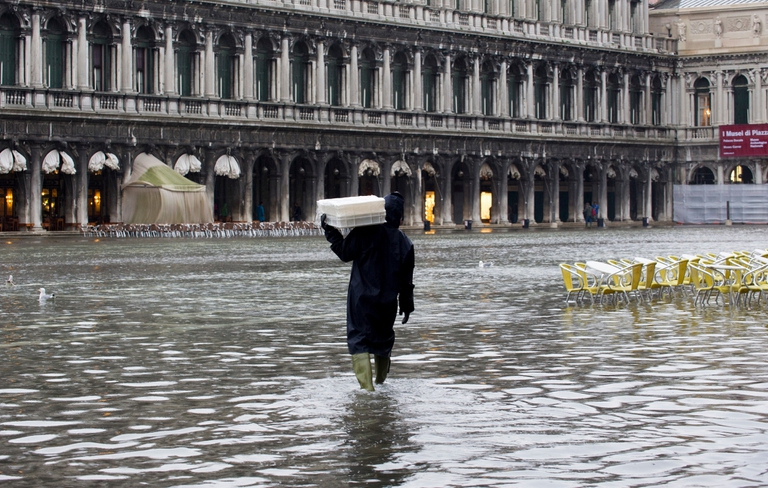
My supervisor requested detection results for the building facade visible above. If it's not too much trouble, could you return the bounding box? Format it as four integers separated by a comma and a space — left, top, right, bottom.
0, 0, 691, 231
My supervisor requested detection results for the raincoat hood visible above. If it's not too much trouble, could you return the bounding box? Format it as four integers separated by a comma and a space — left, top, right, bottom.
384, 192, 404, 226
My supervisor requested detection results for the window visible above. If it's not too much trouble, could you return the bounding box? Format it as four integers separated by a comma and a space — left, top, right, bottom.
177, 30, 196, 97
45, 18, 66, 89
327, 44, 344, 107
629, 75, 642, 125
651, 76, 663, 126
0, 14, 18, 86
561, 0, 568, 24
608, 0, 616, 30
135, 26, 155, 94
360, 49, 376, 108
733, 75, 749, 125
585, 0, 592, 27
452, 58, 468, 114
694, 77, 711, 127
255, 38, 274, 102
559, 68, 573, 120
292, 42, 310, 104
534, 65, 548, 119
508, 65, 522, 117
91, 22, 111, 91
217, 34, 236, 99
584, 70, 598, 122
481, 61, 494, 116
607, 73, 620, 123
392, 52, 408, 110
423, 55, 438, 112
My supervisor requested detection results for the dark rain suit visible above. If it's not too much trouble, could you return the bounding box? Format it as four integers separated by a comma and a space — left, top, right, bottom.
324, 198, 415, 357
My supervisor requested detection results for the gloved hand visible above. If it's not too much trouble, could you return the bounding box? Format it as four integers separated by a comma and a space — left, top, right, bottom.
320, 214, 330, 231
399, 311, 410, 324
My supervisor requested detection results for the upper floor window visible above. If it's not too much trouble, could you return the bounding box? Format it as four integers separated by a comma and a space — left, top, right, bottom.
559, 67, 574, 121
177, 29, 197, 97
45, 18, 66, 89
732, 75, 749, 125
583, 70, 598, 122
292, 41, 310, 104
217, 34, 236, 100
651, 76, 663, 126
360, 48, 376, 109
452, 58, 468, 114
327, 44, 344, 107
135, 26, 155, 94
508, 64, 523, 118
694, 77, 711, 127
423, 54, 439, 113
607, 73, 620, 123
392, 51, 409, 110
255, 37, 274, 102
91, 22, 112, 92
480, 61, 495, 116
629, 75, 643, 125
534, 65, 548, 119
0, 14, 19, 86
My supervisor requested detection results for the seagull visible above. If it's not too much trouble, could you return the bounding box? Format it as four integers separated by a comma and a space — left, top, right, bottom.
479, 261, 493, 268
6, 275, 13, 286
38, 288, 55, 301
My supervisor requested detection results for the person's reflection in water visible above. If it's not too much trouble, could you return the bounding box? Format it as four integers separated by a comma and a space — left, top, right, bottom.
341, 392, 413, 485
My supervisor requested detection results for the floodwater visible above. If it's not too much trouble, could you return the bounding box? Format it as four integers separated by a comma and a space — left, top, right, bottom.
2, 226, 768, 487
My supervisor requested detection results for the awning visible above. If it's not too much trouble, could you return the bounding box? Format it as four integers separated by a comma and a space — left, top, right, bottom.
508, 164, 521, 180
391, 160, 412, 177
174, 154, 202, 176
479, 162, 493, 180
88, 151, 120, 172
42, 150, 76, 175
358, 159, 380, 177
422, 161, 437, 177
0, 148, 26, 174
214, 155, 241, 179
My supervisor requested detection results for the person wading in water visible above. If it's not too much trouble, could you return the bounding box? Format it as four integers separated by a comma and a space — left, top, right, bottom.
321, 192, 415, 391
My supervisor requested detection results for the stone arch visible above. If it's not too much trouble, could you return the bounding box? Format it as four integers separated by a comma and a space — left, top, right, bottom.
725, 162, 754, 184
506, 161, 523, 223
689, 164, 716, 184
323, 155, 349, 199
451, 158, 472, 224
289, 155, 315, 221
421, 159, 441, 224
254, 151, 279, 221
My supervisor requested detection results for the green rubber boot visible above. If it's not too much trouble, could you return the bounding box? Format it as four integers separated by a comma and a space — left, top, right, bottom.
351, 353, 374, 391
374, 355, 391, 385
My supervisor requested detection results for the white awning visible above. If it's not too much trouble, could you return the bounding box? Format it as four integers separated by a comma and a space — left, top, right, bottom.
479, 162, 493, 180
214, 155, 241, 179
42, 150, 76, 175
391, 160, 412, 177
422, 161, 437, 177
174, 154, 203, 175
88, 151, 120, 172
358, 159, 380, 177
0, 148, 26, 174
508, 164, 521, 180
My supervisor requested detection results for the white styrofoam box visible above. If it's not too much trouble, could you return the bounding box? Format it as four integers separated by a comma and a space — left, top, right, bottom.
317, 195, 386, 228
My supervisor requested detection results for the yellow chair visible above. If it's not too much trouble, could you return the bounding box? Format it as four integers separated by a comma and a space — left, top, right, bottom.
598, 263, 643, 304
560, 263, 589, 304
654, 258, 689, 298
634, 258, 657, 302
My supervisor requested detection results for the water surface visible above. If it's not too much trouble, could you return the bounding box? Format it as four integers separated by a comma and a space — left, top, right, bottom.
2, 226, 768, 487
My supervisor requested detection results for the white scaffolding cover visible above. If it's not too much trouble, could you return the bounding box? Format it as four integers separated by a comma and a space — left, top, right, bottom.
673, 185, 768, 224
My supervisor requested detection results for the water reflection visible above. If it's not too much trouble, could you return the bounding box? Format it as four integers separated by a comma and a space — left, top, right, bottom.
1, 227, 768, 486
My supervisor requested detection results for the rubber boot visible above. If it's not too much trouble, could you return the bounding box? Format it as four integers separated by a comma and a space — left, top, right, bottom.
351, 353, 374, 391
374, 355, 390, 384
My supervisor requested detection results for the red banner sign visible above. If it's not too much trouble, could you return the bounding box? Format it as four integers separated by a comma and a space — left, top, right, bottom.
720, 124, 768, 158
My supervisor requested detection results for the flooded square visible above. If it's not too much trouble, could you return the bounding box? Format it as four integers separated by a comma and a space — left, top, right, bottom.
2, 226, 768, 486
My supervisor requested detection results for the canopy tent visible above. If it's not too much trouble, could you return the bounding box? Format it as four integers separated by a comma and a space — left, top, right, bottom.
121, 153, 213, 224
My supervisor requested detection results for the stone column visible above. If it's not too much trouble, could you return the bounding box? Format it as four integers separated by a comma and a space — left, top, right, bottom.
443, 53, 452, 114
164, 24, 175, 95
414, 48, 423, 111
598, 167, 608, 222
121, 18, 133, 93
316, 39, 326, 104
553, 64, 561, 120
525, 170, 535, 222
280, 36, 290, 102
754, 69, 763, 123
644, 71, 652, 125
550, 161, 560, 223
204, 150, 216, 216
204, 30, 215, 97
526, 62, 534, 118
576, 66, 584, 122
442, 162, 453, 224
350, 44, 360, 107
574, 164, 585, 222
243, 153, 255, 221
31, 12, 42, 88
76, 148, 89, 227
382, 46, 392, 109
280, 152, 291, 221
622, 70, 630, 124
244, 32, 254, 100
644, 169, 653, 221
77, 16, 89, 90
600, 69, 608, 123
472, 56, 481, 115
500, 60, 508, 117
29, 146, 43, 231
471, 162, 481, 223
